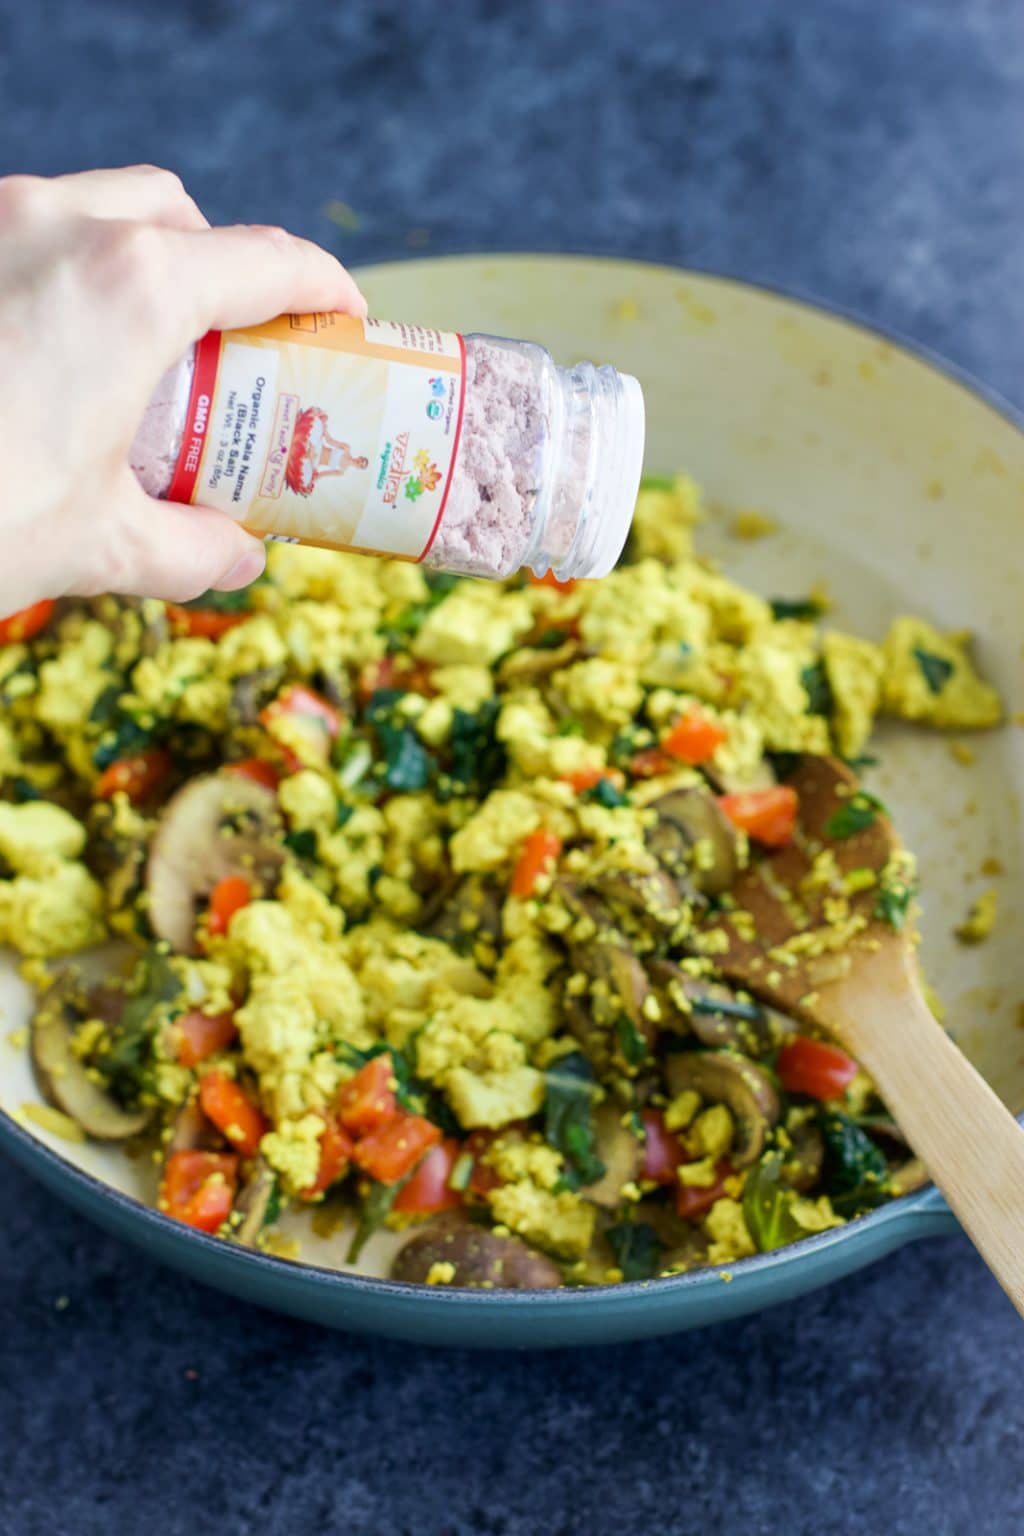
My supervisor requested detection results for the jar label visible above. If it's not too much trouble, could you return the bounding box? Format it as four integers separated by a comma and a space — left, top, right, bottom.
166, 313, 466, 559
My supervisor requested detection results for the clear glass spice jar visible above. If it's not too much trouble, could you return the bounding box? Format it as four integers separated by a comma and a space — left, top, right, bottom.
130, 314, 645, 582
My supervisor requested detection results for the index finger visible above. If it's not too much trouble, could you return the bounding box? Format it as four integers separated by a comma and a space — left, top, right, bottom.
165, 223, 367, 348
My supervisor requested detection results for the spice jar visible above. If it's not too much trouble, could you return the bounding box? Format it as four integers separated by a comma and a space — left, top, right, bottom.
130, 314, 645, 582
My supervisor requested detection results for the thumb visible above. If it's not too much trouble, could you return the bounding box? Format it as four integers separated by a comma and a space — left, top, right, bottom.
81, 475, 266, 602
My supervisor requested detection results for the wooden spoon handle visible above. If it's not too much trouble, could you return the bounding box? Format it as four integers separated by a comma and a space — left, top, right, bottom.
842, 989, 1024, 1317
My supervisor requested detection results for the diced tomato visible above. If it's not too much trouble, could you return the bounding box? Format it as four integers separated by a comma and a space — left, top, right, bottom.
352, 1112, 442, 1185
639, 1109, 686, 1185
675, 1160, 731, 1221
718, 785, 799, 848
198, 1070, 268, 1157
463, 1128, 505, 1196
392, 1137, 464, 1214
777, 1037, 859, 1101
222, 757, 279, 790
94, 748, 172, 805
159, 1149, 238, 1233
529, 570, 576, 591
299, 1115, 355, 1200
357, 655, 434, 703
510, 828, 562, 899
661, 708, 728, 767
260, 684, 343, 771
629, 748, 674, 780
166, 604, 248, 640
337, 1053, 398, 1136
175, 1010, 238, 1069
205, 875, 252, 939
261, 683, 343, 737
562, 766, 625, 794
0, 599, 55, 645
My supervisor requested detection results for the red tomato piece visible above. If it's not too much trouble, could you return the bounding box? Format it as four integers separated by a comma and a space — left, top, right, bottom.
222, 757, 280, 790
562, 766, 625, 794
777, 1037, 859, 1101
0, 599, 55, 645
337, 1054, 398, 1136
352, 1112, 442, 1185
629, 748, 674, 780
197, 1070, 268, 1157
661, 708, 728, 766
166, 604, 248, 640
357, 655, 435, 703
94, 748, 173, 805
175, 1010, 238, 1069
510, 829, 562, 899
675, 1160, 731, 1221
159, 1149, 238, 1233
206, 875, 252, 938
299, 1115, 355, 1200
262, 684, 343, 737
639, 1109, 686, 1185
718, 785, 799, 848
392, 1137, 464, 1214
463, 1128, 505, 1196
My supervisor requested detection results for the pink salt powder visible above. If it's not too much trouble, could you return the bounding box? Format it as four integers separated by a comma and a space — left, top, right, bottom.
425, 337, 548, 578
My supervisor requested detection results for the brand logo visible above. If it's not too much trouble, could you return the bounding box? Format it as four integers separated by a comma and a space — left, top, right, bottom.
264, 404, 368, 499
380, 436, 442, 504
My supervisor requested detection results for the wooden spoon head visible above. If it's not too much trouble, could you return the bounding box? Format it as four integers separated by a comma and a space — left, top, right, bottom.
700, 757, 917, 1029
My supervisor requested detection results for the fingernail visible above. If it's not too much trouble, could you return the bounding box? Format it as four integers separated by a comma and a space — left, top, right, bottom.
217, 546, 266, 591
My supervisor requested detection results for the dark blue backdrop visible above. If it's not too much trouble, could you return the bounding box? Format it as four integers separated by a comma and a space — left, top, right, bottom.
1, 3, 1022, 1533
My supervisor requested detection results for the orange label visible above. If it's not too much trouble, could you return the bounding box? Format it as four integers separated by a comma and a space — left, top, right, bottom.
168, 313, 466, 560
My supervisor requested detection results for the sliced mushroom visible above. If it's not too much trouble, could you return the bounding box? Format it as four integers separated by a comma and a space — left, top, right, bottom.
391, 1218, 562, 1288
146, 774, 283, 953
701, 756, 777, 797
664, 1049, 780, 1167
497, 638, 581, 685
888, 1157, 929, 1197
589, 867, 686, 932
419, 874, 503, 958
232, 1159, 277, 1246
646, 787, 738, 896
781, 1119, 825, 1192
647, 961, 796, 1055
166, 1093, 224, 1155
229, 667, 284, 726
31, 973, 152, 1140
583, 1102, 642, 1208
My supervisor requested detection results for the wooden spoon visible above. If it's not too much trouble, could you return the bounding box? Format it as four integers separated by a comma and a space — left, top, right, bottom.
703, 754, 1024, 1316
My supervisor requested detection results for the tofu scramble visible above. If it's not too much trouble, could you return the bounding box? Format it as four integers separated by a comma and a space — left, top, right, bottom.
1, 475, 1003, 1286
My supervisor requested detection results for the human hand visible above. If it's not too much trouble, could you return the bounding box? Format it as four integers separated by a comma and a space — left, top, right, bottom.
0, 165, 367, 614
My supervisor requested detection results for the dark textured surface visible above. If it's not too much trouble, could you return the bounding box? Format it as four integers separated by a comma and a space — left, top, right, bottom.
1, 2, 1022, 1532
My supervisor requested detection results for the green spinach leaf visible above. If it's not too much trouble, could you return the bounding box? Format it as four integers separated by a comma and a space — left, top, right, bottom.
584, 778, 628, 809
441, 700, 506, 799
284, 829, 318, 860
606, 1220, 664, 1281
913, 647, 954, 695
770, 597, 825, 622
103, 948, 182, 1104
616, 1016, 648, 1068
824, 790, 887, 840
347, 1178, 402, 1263
742, 1151, 806, 1252
801, 660, 834, 717
819, 1110, 889, 1216
544, 1052, 605, 1188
